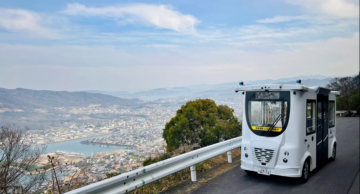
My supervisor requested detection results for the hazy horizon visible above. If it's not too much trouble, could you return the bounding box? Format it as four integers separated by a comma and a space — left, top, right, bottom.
0, 74, 340, 92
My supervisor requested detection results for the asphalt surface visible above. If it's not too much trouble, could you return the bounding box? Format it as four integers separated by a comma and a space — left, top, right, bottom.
191, 117, 359, 194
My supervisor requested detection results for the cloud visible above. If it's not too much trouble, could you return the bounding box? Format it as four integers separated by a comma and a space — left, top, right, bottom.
142, 44, 178, 48
61, 3, 199, 35
0, 8, 60, 38
0, 44, 142, 68
256, 15, 308, 23
286, 0, 359, 18
236, 25, 292, 39
233, 25, 317, 40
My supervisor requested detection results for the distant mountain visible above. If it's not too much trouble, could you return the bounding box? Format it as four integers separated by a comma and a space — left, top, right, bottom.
0, 88, 141, 111
77, 75, 334, 100
82, 90, 132, 97
133, 88, 193, 100
126, 75, 334, 99
275, 78, 332, 87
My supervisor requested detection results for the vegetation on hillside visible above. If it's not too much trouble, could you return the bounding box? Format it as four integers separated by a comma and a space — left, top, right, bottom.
327, 74, 359, 111
336, 90, 359, 111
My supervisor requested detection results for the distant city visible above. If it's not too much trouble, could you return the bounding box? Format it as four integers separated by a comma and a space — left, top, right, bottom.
20, 97, 243, 183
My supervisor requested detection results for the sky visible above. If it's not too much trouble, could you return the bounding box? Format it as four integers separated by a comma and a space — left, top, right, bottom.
0, 0, 359, 92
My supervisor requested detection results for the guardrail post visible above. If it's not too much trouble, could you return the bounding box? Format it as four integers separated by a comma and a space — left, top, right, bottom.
190, 165, 197, 182
227, 151, 232, 163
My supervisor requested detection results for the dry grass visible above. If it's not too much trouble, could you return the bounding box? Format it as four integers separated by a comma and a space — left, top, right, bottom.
132, 148, 241, 194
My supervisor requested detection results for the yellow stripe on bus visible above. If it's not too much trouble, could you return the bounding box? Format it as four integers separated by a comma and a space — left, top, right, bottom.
251, 126, 282, 132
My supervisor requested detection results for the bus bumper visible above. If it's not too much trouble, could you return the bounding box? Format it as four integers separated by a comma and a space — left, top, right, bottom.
241, 160, 302, 177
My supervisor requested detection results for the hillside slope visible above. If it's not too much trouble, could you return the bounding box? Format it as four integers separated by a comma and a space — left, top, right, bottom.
0, 88, 141, 111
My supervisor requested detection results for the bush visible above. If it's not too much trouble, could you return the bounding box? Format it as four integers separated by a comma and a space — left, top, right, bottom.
163, 99, 242, 152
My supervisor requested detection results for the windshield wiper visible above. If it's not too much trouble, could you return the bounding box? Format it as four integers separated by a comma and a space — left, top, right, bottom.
265, 114, 282, 137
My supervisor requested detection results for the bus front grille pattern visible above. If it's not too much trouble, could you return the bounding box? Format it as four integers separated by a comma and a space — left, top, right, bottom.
253, 148, 274, 163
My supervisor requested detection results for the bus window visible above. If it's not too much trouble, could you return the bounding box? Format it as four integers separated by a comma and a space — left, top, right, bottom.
306, 100, 316, 135
329, 101, 335, 127
246, 91, 290, 137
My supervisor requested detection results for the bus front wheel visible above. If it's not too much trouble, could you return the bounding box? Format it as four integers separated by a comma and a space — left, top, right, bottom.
330, 145, 336, 161
300, 159, 310, 183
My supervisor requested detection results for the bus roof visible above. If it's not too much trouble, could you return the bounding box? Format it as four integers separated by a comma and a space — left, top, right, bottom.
235, 84, 340, 95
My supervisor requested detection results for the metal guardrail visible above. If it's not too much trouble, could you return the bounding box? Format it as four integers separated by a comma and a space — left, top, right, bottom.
336, 110, 356, 116
65, 136, 242, 194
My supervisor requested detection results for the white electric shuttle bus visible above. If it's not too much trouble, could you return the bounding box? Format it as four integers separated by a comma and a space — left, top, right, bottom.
235, 80, 339, 182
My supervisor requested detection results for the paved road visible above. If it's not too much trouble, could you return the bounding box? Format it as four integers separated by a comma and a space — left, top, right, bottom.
192, 117, 359, 194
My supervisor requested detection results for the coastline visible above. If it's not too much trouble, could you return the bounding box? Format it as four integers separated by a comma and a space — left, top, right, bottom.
36, 132, 117, 145
35, 124, 164, 145
80, 140, 135, 149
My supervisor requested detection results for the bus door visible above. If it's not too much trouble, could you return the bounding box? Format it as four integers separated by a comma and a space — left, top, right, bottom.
322, 99, 329, 163
316, 94, 329, 167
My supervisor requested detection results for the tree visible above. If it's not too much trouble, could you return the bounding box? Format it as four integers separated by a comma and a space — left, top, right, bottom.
336, 90, 360, 111
162, 99, 241, 152
327, 74, 360, 111
0, 126, 46, 194
326, 74, 359, 95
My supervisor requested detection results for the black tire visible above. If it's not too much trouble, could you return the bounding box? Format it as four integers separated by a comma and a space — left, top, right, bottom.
300, 159, 310, 183
330, 145, 336, 161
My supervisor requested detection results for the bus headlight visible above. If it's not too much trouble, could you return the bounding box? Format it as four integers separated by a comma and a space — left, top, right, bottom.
284, 151, 289, 156
283, 158, 288, 163
244, 147, 247, 151
245, 153, 248, 158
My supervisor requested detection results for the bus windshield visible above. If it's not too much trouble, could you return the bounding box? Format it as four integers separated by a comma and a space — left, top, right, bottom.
245, 91, 290, 137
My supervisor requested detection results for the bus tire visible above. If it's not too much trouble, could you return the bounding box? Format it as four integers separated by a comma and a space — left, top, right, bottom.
300, 159, 310, 183
330, 144, 336, 161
